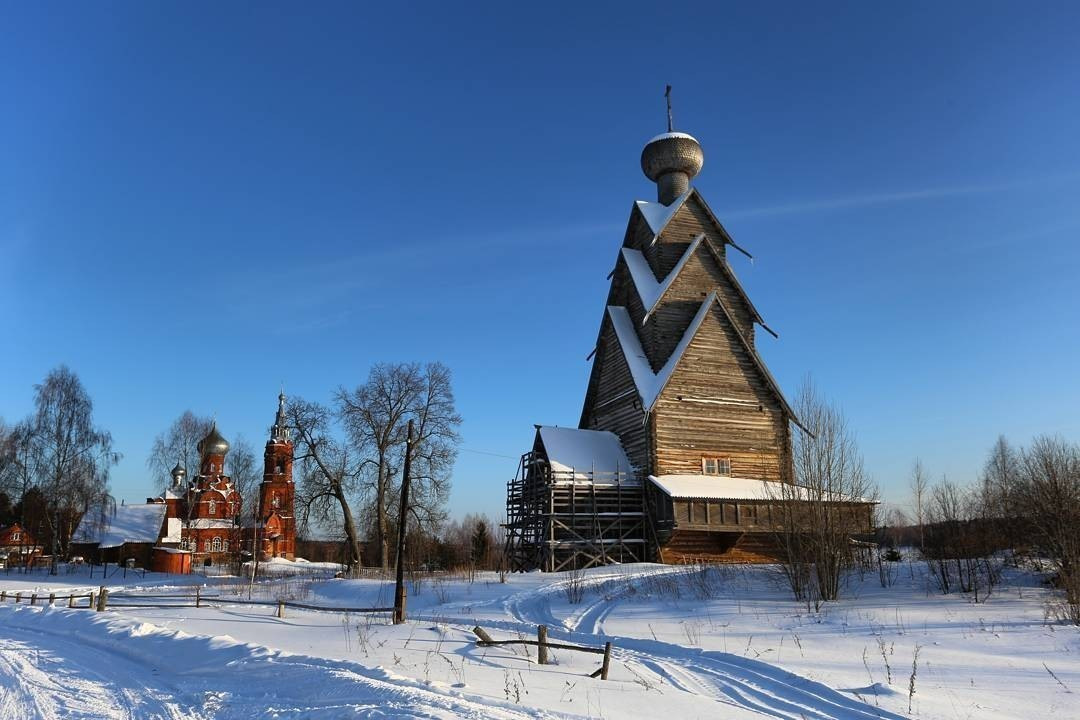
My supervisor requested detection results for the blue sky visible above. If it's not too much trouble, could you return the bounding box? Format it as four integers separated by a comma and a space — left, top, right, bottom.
2, 2, 1078, 523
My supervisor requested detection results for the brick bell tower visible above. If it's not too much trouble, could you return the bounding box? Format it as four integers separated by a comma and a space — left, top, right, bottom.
258, 392, 296, 560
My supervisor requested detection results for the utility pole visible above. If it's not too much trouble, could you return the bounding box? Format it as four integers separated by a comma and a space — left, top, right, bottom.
392, 419, 414, 624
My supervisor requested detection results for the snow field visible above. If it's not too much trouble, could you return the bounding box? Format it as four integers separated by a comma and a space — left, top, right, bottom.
0, 560, 1077, 719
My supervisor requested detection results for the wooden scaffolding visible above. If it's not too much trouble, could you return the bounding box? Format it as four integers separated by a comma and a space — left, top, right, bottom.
504, 451, 646, 572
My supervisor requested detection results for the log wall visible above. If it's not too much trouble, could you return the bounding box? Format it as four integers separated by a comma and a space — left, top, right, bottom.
652, 304, 791, 481
581, 319, 649, 471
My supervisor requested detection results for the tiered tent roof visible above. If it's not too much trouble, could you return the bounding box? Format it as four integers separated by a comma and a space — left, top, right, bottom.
604, 291, 805, 431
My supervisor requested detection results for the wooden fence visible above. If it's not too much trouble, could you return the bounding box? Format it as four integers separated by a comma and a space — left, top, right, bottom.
473, 624, 613, 680
0, 586, 393, 619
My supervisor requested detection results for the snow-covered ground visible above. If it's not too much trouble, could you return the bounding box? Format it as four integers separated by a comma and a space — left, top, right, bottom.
0, 560, 1076, 719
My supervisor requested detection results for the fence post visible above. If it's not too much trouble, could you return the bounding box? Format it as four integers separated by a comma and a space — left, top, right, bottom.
97, 586, 108, 611
600, 642, 612, 680
1, 591, 6, 602
195, 587, 201, 608
15, 592, 21, 603
392, 419, 414, 625
277, 600, 285, 619
88, 592, 94, 609
68, 594, 75, 608
49, 593, 55, 606
473, 626, 496, 646
537, 625, 548, 665
30, 594, 36, 606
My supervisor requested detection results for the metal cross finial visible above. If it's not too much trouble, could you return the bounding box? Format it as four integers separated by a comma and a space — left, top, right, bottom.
665, 84, 673, 132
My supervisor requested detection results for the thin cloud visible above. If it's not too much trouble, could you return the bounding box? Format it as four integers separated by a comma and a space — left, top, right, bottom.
722, 171, 1080, 220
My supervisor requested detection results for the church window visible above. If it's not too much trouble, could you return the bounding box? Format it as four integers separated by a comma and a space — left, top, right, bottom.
222, 540, 229, 552
702, 457, 732, 476
208, 499, 216, 515
204, 539, 211, 552
212, 537, 222, 552
12, 532, 20, 541
276, 461, 284, 474
271, 494, 280, 508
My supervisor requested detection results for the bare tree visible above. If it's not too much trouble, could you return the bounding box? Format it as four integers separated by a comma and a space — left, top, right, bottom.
17, 366, 119, 557
771, 379, 876, 604
337, 362, 461, 570
910, 459, 929, 553
980, 435, 1022, 550
0, 418, 16, 492
288, 398, 365, 569
1015, 436, 1080, 622
922, 474, 1004, 601
229, 436, 261, 523
147, 411, 212, 490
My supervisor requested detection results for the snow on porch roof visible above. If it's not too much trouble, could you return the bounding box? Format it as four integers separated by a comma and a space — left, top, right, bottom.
73, 503, 167, 549
649, 475, 873, 503
650, 474, 794, 501
537, 426, 633, 478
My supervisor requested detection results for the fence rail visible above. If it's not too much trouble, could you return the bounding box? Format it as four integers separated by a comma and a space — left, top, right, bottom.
1, 586, 394, 618
473, 624, 613, 680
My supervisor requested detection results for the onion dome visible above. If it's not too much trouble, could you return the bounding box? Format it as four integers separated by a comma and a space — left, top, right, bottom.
170, 462, 186, 485
641, 131, 704, 206
197, 423, 230, 457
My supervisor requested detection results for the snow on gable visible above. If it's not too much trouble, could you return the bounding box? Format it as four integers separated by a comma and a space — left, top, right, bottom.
607, 291, 717, 412
75, 503, 167, 549
610, 292, 806, 432
634, 191, 690, 238
621, 234, 704, 321
537, 426, 632, 480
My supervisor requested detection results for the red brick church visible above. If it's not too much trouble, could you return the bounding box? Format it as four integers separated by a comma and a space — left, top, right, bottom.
152, 393, 297, 568
72, 393, 297, 572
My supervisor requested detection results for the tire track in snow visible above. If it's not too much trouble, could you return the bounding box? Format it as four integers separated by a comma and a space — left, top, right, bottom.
501, 569, 906, 720
0, 632, 188, 720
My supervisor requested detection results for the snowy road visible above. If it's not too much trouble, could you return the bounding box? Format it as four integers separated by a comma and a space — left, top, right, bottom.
0, 626, 190, 720
0, 606, 564, 719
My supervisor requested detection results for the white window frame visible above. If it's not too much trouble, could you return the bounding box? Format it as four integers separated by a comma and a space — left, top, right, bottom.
702, 457, 732, 476
208, 499, 216, 515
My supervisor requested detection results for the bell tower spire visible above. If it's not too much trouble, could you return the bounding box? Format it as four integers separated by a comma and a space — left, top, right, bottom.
270, 390, 290, 442
259, 390, 296, 560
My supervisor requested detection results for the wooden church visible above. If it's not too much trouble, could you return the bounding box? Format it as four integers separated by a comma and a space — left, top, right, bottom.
506, 99, 848, 571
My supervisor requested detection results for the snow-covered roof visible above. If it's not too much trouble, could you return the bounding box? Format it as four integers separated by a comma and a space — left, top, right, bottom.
650, 475, 871, 502
650, 474, 792, 501
646, 131, 699, 145
621, 234, 704, 321
74, 503, 167, 548
536, 426, 633, 480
